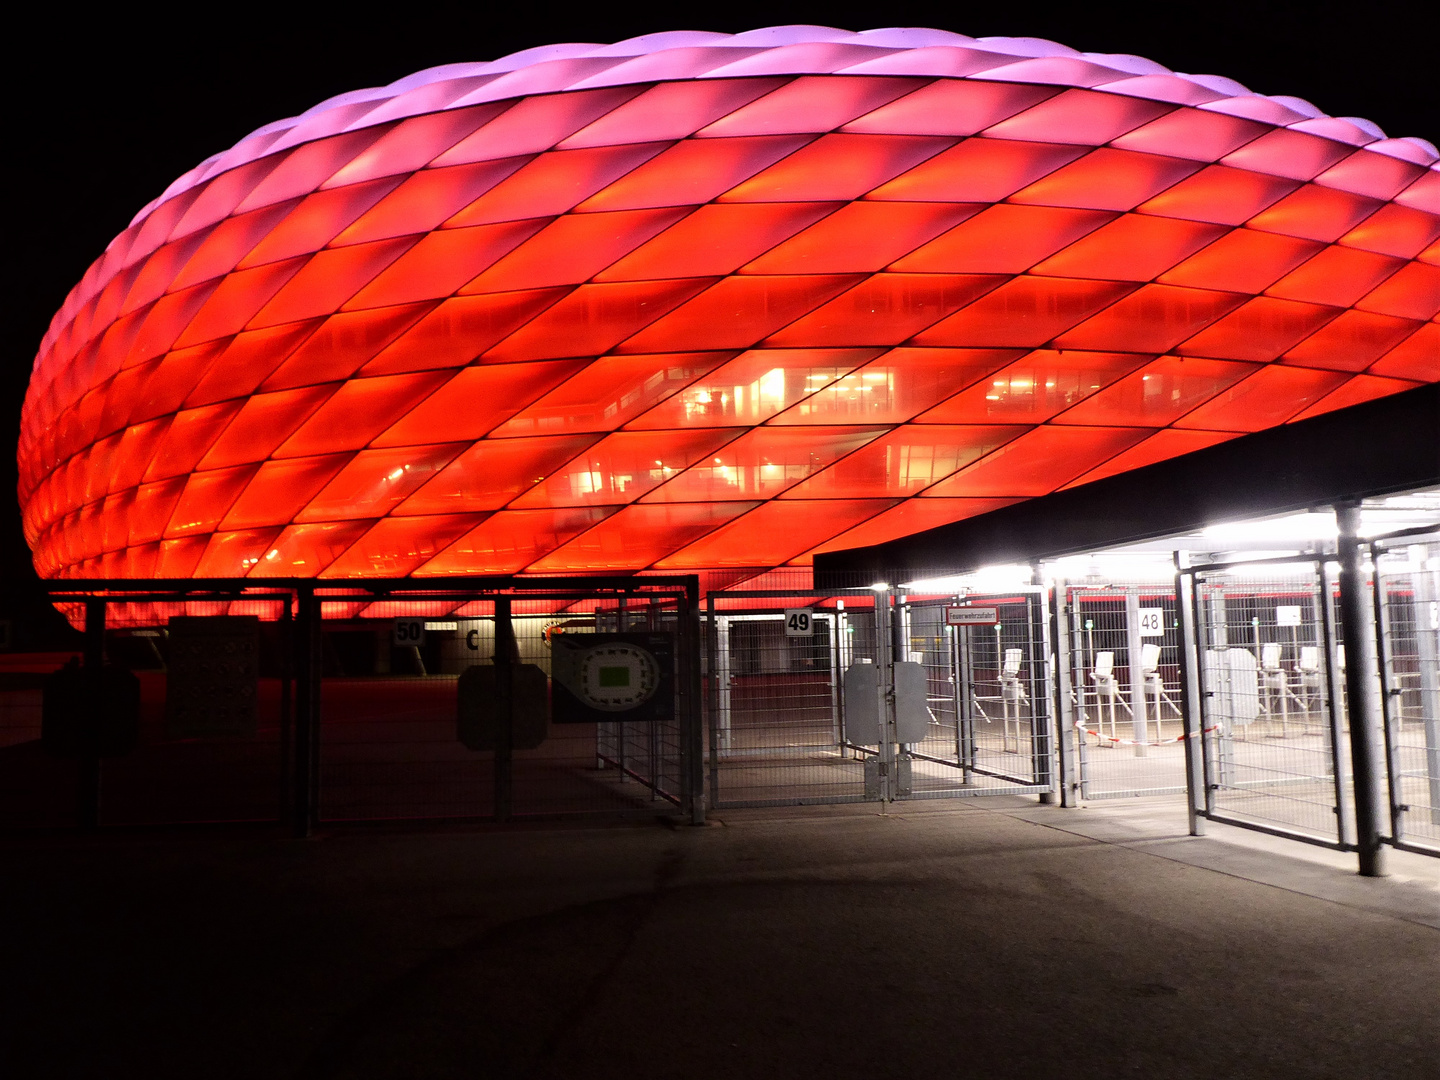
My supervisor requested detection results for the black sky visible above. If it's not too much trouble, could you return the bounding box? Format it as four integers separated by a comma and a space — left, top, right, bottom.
3, 1, 1435, 605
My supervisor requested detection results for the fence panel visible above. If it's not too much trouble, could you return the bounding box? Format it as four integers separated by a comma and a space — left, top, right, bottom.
1375, 538, 1440, 855
1194, 563, 1348, 844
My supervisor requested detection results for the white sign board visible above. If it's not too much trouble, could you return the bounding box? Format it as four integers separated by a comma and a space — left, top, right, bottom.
783, 609, 815, 637
393, 618, 426, 647
1137, 608, 1165, 637
945, 606, 999, 627
1275, 605, 1302, 627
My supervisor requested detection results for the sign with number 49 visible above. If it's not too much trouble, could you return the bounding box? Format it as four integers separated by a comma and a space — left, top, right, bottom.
784, 609, 814, 637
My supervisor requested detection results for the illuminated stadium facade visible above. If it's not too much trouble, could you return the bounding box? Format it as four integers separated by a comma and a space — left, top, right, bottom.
18, 26, 1440, 589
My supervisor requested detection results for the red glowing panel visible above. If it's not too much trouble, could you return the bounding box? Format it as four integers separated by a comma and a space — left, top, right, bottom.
769, 346, 1019, 423
19, 30, 1439, 591
781, 426, 1026, 498
919, 351, 1145, 424
642, 426, 885, 502
623, 348, 878, 429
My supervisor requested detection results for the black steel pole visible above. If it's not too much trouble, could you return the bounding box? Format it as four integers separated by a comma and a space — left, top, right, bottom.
1335, 503, 1388, 876
292, 587, 317, 838
494, 595, 514, 822
80, 597, 105, 830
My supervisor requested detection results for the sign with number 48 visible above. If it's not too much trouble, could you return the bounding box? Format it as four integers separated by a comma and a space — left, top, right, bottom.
784, 609, 814, 637
1137, 608, 1165, 636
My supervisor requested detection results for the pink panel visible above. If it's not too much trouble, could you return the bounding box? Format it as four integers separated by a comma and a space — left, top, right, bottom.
696, 76, 920, 136
914, 277, 1137, 348
622, 348, 879, 429
1174, 365, 1351, 430
493, 352, 733, 436
1052, 355, 1261, 426
642, 426, 885, 502
769, 346, 1019, 423
577, 135, 815, 211
510, 428, 741, 508
891, 205, 1113, 274
617, 275, 864, 353
1110, 108, 1270, 162
1054, 285, 1245, 352
652, 500, 895, 569
321, 106, 508, 188
418, 506, 623, 574
1008, 149, 1200, 212
484, 278, 719, 363
781, 425, 1025, 497
1315, 149, 1427, 201
983, 89, 1172, 145
431, 87, 648, 166
720, 134, 954, 201
559, 78, 788, 147
334, 158, 532, 245
918, 350, 1145, 424
1220, 128, 1354, 181
1031, 216, 1228, 281
922, 426, 1151, 496
842, 80, 1057, 135
343, 220, 549, 308
1280, 310, 1425, 371
235, 128, 393, 212
369, 359, 588, 446
443, 143, 670, 226
461, 208, 692, 293
764, 275, 1005, 347
169, 201, 300, 291
868, 137, 1085, 202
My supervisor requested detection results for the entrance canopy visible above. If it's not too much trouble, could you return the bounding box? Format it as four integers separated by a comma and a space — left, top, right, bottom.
813, 382, 1440, 584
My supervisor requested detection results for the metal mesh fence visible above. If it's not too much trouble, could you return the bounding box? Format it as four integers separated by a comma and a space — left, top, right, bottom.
1068, 586, 1188, 799
1375, 539, 1440, 853
0, 578, 698, 831
1194, 563, 1347, 843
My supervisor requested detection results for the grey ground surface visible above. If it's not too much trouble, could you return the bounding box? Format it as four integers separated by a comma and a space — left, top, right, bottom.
2, 798, 1437, 1080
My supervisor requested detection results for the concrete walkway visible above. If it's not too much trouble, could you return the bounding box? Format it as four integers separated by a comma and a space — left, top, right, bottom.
1, 798, 1436, 1079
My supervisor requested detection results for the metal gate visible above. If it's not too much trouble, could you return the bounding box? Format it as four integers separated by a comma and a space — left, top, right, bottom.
1374, 535, 1440, 855
1067, 584, 1188, 799
705, 587, 1054, 808
1191, 560, 1352, 846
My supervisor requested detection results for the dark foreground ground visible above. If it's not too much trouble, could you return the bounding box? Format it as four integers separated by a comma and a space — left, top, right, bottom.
2, 798, 1437, 1080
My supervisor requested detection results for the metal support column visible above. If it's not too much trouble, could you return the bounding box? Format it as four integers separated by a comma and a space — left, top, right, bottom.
1174, 555, 1206, 837
1319, 559, 1356, 847
292, 587, 320, 838
1030, 579, 1056, 802
877, 588, 896, 805
80, 597, 105, 830
1049, 578, 1079, 807
493, 595, 515, 823
681, 577, 705, 825
1124, 591, 1148, 757
1335, 503, 1387, 876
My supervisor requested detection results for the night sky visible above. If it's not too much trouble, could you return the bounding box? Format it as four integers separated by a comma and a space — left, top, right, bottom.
3, 1, 1434, 615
